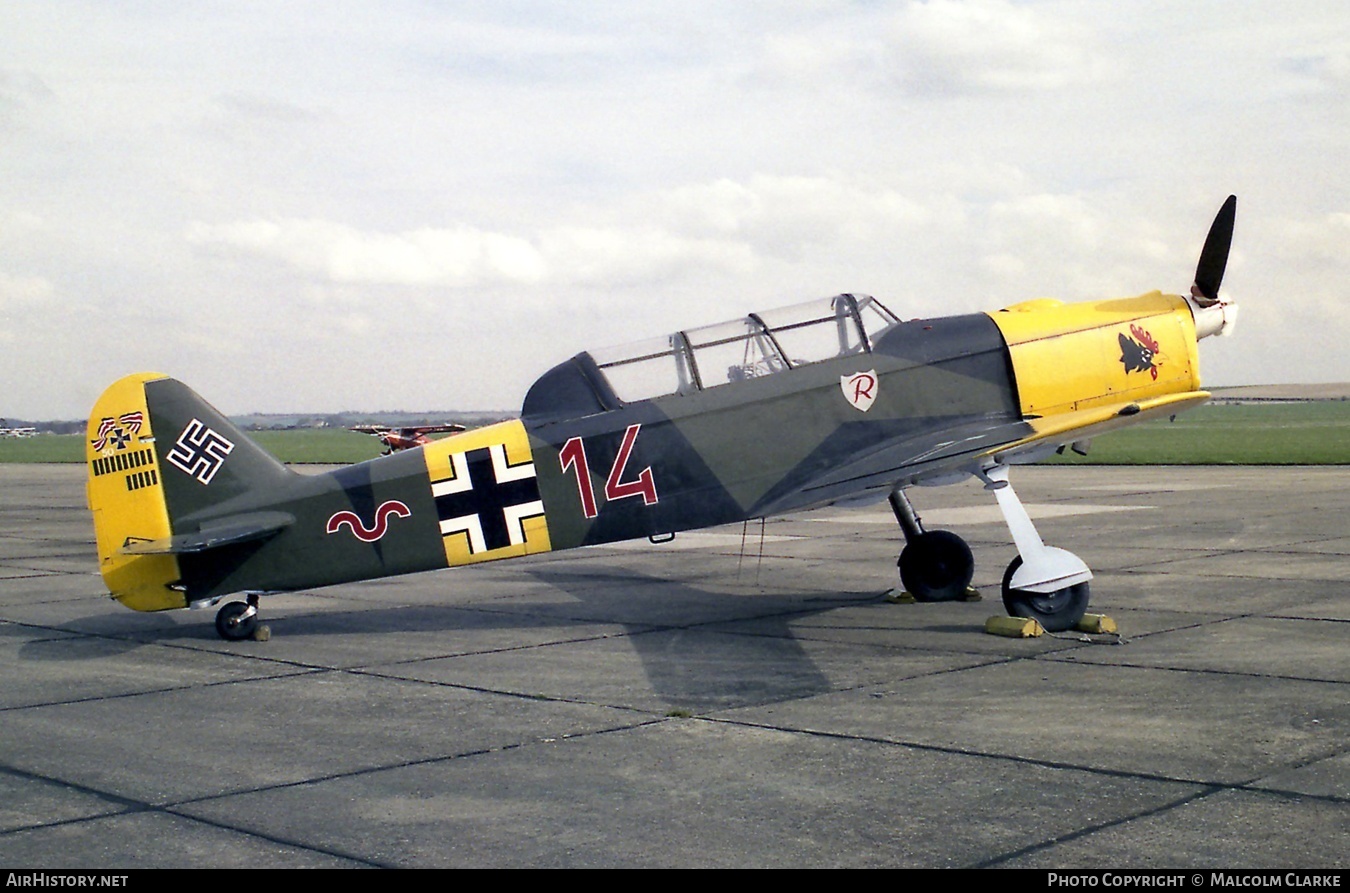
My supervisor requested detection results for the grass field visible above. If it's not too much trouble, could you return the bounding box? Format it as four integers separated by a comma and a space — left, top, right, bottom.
1046, 401, 1350, 465
4, 402, 1348, 465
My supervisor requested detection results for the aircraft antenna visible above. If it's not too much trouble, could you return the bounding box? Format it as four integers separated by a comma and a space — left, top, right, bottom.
736, 517, 768, 584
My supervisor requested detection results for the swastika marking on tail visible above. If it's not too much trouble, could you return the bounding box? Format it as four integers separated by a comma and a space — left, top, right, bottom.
165, 419, 235, 485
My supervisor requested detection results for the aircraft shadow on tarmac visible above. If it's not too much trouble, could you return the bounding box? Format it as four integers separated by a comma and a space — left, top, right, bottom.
40, 563, 894, 711
525, 565, 852, 710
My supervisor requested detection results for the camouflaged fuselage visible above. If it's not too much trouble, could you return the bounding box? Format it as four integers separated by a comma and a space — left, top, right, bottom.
88, 290, 1204, 610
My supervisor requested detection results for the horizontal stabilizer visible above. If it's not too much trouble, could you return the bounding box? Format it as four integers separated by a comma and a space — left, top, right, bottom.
120, 511, 295, 555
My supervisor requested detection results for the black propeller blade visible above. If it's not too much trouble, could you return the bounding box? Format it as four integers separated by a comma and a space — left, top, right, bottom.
1192, 194, 1236, 306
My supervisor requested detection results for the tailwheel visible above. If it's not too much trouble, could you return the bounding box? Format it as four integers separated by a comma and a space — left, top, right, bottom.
214, 599, 259, 641
1000, 557, 1090, 632
898, 530, 974, 602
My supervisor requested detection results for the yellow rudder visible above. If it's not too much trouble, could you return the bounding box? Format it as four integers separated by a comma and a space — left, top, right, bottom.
86, 373, 186, 611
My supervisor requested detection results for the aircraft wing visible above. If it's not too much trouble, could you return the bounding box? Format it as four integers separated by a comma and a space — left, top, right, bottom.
987, 390, 1210, 464
761, 390, 1209, 514
407, 424, 466, 436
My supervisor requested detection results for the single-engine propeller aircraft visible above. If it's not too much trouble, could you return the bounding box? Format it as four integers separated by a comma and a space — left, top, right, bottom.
87, 196, 1238, 640
350, 423, 467, 455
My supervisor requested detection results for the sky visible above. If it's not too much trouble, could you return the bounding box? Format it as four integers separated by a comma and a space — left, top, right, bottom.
2, 1, 1347, 419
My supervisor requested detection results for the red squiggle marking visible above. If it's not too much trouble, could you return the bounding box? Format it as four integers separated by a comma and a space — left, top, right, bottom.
326, 500, 411, 542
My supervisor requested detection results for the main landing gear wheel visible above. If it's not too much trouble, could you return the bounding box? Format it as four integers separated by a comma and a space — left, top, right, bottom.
1000, 557, 1090, 633
898, 530, 974, 602
214, 600, 258, 641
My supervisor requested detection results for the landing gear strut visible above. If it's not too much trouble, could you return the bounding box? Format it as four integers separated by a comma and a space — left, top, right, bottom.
981, 464, 1092, 632
891, 489, 973, 602
214, 593, 260, 641
890, 466, 1095, 632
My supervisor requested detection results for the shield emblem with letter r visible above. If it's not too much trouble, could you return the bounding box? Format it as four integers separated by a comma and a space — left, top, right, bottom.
841, 370, 878, 412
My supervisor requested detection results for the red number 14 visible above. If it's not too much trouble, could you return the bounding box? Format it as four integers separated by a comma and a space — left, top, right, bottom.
559, 424, 658, 520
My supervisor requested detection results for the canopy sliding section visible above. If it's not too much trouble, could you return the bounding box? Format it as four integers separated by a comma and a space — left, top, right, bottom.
589, 294, 901, 403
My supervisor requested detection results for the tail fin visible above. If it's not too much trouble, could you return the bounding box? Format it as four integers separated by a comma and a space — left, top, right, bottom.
87, 373, 295, 611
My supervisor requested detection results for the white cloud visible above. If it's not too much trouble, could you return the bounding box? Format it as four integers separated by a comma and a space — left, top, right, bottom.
186, 219, 548, 286
540, 224, 758, 284
186, 212, 765, 290
646, 175, 936, 258
0, 68, 53, 121
2, 2, 1348, 416
1272, 211, 1350, 265
184, 174, 945, 293
0, 270, 53, 308
756, 32, 862, 84
886, 0, 1101, 95
989, 194, 1104, 251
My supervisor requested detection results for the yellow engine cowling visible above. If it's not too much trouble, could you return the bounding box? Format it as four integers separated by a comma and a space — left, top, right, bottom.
988, 291, 1202, 418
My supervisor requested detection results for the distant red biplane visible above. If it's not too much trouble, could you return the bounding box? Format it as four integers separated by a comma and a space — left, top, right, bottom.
349, 423, 466, 455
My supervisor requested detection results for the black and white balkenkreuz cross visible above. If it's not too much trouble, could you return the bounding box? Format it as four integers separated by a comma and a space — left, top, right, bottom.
165, 418, 236, 485
432, 445, 543, 554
